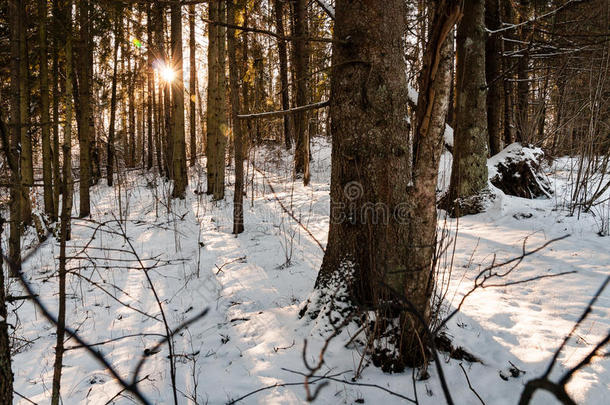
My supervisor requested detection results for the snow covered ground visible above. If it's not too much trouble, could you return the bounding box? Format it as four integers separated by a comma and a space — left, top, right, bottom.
6, 138, 609, 404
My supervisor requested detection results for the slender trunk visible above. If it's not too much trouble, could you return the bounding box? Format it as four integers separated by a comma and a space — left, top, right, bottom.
291, 0, 309, 184
51, 1, 74, 402
146, 5, 155, 170
215, 0, 228, 199
52, 0, 61, 219
516, 0, 530, 143
445, 0, 489, 216
19, 0, 32, 226
107, 5, 122, 187
8, 0, 23, 271
0, 215, 13, 403
40, 0, 55, 218
485, 0, 503, 155
158, 6, 172, 179
228, 0, 244, 234
206, 1, 219, 195
170, 3, 187, 198
128, 57, 136, 167
189, 4, 197, 166
78, 0, 92, 217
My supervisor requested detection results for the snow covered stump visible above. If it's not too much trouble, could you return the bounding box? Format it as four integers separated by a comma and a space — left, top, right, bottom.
489, 143, 552, 199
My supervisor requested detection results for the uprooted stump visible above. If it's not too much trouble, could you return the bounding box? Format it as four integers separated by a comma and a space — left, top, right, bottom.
489, 143, 552, 199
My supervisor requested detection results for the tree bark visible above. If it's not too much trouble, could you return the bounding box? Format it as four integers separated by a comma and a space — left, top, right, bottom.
312, 0, 460, 369
0, 215, 13, 403
51, 1, 74, 402
501, 0, 515, 146
146, 4, 155, 170
107, 4, 122, 187
485, 0, 503, 155
189, 4, 197, 167
206, 0, 226, 199
19, 0, 32, 226
170, 2, 188, 198
52, 0, 61, 219
77, 0, 92, 217
9, 0, 23, 271
516, 0, 530, 143
228, 0, 244, 234
445, 0, 489, 216
275, 0, 292, 150
291, 0, 310, 185
39, 0, 55, 219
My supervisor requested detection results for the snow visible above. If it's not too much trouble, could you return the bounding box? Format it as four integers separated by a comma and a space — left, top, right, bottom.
5, 138, 609, 404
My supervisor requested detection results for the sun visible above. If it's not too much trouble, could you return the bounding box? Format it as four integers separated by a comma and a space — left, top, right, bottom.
159, 65, 176, 83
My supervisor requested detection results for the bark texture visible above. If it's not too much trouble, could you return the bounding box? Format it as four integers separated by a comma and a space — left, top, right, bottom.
170, 3, 188, 198
312, 0, 460, 370
189, 4, 197, 167
444, 0, 489, 216
291, 0, 310, 184
77, 0, 92, 217
275, 0, 292, 149
39, 0, 55, 218
485, 0, 503, 155
228, 0, 245, 234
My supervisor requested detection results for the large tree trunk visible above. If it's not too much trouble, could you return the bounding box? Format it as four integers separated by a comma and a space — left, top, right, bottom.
274, 0, 292, 150
189, 4, 197, 167
107, 4, 121, 187
228, 0, 244, 234
39, 0, 55, 219
444, 0, 489, 216
311, 0, 459, 370
77, 0, 92, 217
170, 2, 188, 198
485, 0, 503, 156
291, 0, 310, 185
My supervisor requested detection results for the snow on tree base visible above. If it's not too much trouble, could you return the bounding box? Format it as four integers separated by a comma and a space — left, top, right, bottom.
488, 143, 552, 199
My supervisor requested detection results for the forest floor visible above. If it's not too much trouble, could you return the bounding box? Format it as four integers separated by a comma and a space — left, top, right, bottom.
8, 138, 610, 404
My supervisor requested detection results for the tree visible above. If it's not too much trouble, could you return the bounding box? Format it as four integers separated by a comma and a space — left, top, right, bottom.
228, 0, 245, 234
39, 0, 55, 218
19, 0, 32, 226
0, 214, 13, 403
516, 0, 531, 143
486, 0, 503, 155
206, 1, 227, 200
189, 3, 197, 167
274, 0, 292, 149
291, 0, 310, 185
146, 3, 154, 170
106, 4, 122, 187
8, 0, 23, 271
51, 0, 74, 402
170, 2, 188, 198
77, 0, 93, 217
443, 0, 489, 216
309, 0, 460, 369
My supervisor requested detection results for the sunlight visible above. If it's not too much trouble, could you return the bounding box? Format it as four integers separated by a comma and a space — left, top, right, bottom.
159, 65, 176, 83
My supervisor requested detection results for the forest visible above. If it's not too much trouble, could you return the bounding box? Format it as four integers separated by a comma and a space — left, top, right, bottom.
0, 0, 608, 403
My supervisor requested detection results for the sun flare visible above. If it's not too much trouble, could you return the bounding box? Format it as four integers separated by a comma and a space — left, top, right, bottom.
159, 66, 176, 83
